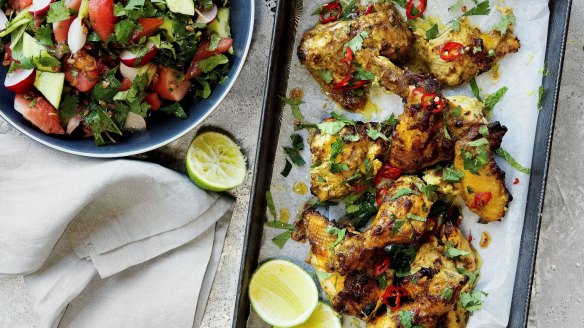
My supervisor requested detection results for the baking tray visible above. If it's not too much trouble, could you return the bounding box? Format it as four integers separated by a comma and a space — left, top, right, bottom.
234, 0, 572, 327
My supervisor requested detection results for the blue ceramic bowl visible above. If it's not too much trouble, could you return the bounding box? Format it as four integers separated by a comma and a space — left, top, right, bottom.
0, 2, 254, 157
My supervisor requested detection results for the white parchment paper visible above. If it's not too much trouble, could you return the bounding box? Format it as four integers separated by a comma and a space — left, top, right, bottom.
249, 1, 550, 327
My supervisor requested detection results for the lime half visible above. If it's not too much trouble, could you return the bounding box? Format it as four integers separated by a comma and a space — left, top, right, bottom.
249, 260, 319, 327
186, 132, 246, 191
275, 302, 341, 328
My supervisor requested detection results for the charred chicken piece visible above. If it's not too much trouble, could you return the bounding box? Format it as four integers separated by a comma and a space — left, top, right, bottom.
310, 119, 389, 202
409, 15, 520, 87
388, 87, 454, 173
297, 3, 413, 110
368, 223, 481, 328
361, 176, 435, 249
293, 210, 389, 320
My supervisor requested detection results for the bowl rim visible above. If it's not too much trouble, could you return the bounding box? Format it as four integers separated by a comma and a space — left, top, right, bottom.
0, 2, 255, 158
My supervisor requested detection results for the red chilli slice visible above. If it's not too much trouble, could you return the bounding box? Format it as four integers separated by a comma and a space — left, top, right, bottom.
421, 93, 445, 114
406, 0, 426, 19
320, 1, 342, 24
363, 4, 374, 15
440, 41, 464, 61
374, 258, 391, 276
340, 47, 354, 67
381, 286, 409, 312
471, 192, 492, 209
376, 188, 388, 207
374, 165, 403, 186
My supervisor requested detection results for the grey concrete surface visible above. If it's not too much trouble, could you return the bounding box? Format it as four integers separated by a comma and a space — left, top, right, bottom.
527, 1, 584, 327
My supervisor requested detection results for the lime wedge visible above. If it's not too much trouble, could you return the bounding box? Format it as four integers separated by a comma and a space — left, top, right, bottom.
249, 260, 319, 327
275, 302, 341, 328
186, 132, 246, 191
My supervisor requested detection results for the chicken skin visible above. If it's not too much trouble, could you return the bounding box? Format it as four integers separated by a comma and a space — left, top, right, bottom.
298, 2, 413, 110
409, 15, 520, 87
310, 119, 390, 202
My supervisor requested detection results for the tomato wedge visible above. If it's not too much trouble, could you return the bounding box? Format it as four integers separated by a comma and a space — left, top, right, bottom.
132, 17, 164, 42
185, 38, 233, 79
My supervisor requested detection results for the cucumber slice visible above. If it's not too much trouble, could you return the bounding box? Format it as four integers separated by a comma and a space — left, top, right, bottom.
208, 8, 233, 54
166, 0, 194, 16
34, 71, 65, 108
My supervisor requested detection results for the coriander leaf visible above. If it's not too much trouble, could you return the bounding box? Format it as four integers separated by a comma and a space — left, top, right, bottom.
393, 0, 406, 8
445, 242, 470, 258
469, 78, 482, 101
479, 124, 489, 137
329, 137, 344, 161
390, 188, 418, 201
290, 134, 304, 150
160, 103, 187, 119
114, 20, 138, 44
460, 291, 485, 312
538, 86, 544, 110
493, 13, 515, 35
280, 159, 292, 177
319, 69, 333, 83
46, 1, 71, 23
279, 95, 304, 121
326, 226, 346, 247
344, 134, 360, 142
457, 268, 480, 285
398, 310, 420, 328
265, 220, 294, 230
495, 148, 531, 174
266, 190, 277, 219
283, 146, 306, 166
83, 103, 123, 146
330, 111, 355, 125
366, 126, 388, 141
484, 86, 508, 111
443, 166, 465, 182
451, 19, 461, 32
317, 121, 346, 135
463, 1, 490, 16
450, 106, 462, 116
441, 286, 454, 301
417, 183, 438, 199
125, 0, 145, 11
35, 25, 54, 46
392, 220, 404, 235
467, 137, 489, 147
316, 271, 333, 281
344, 31, 369, 53
330, 163, 349, 173
272, 231, 292, 249
384, 113, 398, 127
389, 245, 416, 277
58, 94, 78, 125
339, 0, 358, 20
198, 54, 229, 73
354, 65, 375, 81
426, 24, 439, 40
92, 68, 121, 101
407, 213, 427, 222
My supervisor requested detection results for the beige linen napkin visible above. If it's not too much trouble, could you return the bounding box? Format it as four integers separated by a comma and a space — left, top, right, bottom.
0, 134, 234, 327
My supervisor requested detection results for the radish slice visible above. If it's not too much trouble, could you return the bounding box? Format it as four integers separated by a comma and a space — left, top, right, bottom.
67, 16, 87, 54
0, 11, 8, 31
5, 68, 35, 93
66, 114, 83, 134
29, 0, 54, 15
124, 112, 146, 131
119, 42, 158, 67
196, 5, 217, 24
119, 62, 139, 81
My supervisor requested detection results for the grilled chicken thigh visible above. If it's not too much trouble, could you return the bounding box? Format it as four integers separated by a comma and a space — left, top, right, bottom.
409, 16, 520, 87
298, 3, 413, 110
310, 119, 390, 202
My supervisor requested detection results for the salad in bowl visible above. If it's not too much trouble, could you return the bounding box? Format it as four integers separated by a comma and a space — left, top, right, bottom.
1, 0, 233, 145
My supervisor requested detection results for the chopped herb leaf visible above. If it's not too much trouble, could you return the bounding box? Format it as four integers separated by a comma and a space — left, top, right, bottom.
443, 166, 465, 182
283, 146, 306, 166
344, 31, 369, 53
290, 134, 304, 150
445, 242, 470, 258
316, 271, 333, 281
493, 13, 515, 35
331, 111, 356, 125
266, 190, 277, 220
426, 23, 439, 40
484, 86, 508, 111
160, 103, 187, 119
326, 226, 346, 247
441, 286, 454, 301
58, 94, 78, 125
46, 1, 71, 23
450, 106, 462, 116
366, 126, 388, 141
462, 1, 490, 16
319, 69, 333, 83
457, 267, 480, 285
392, 220, 404, 235
390, 188, 418, 201
469, 78, 483, 102
384, 113, 398, 127
407, 213, 427, 222
279, 95, 304, 121
355, 65, 375, 81
538, 86, 544, 110
272, 231, 292, 249
495, 148, 531, 174
198, 54, 229, 73
460, 291, 485, 312
389, 245, 416, 277
317, 120, 346, 135
280, 159, 292, 177
265, 220, 294, 230
35, 25, 54, 46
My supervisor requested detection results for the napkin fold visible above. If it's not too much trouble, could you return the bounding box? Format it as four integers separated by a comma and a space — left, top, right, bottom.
0, 134, 234, 327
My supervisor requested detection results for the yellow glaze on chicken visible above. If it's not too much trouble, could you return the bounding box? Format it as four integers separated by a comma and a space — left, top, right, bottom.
310, 119, 389, 202
409, 16, 520, 87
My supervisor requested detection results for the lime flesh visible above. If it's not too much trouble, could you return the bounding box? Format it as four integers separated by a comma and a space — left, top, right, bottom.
186, 132, 246, 191
275, 302, 341, 328
249, 260, 319, 327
